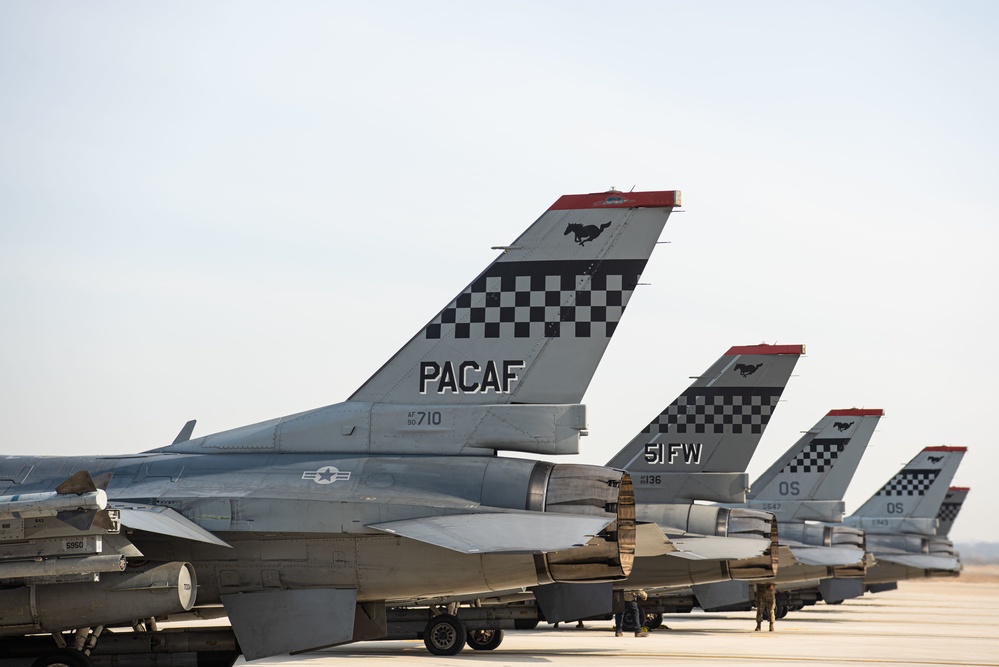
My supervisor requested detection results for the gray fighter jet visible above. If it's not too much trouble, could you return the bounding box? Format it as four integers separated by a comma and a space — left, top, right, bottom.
373, 344, 803, 638
847, 446, 966, 591
0, 189, 681, 665
691, 408, 884, 614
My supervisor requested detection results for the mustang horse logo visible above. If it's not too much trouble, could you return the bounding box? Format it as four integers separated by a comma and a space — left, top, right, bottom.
564, 221, 612, 246
734, 362, 763, 377
834, 421, 853, 432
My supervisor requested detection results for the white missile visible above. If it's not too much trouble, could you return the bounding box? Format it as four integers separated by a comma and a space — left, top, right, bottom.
0, 489, 108, 520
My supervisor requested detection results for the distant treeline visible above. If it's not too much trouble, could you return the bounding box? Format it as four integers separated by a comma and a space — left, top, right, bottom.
955, 542, 999, 564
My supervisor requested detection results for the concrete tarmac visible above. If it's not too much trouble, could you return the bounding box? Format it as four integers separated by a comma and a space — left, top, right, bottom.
241, 574, 999, 667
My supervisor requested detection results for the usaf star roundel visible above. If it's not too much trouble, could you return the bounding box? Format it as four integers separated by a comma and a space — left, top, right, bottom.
302, 465, 351, 484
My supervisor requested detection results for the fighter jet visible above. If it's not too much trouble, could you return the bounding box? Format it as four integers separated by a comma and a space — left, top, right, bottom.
376, 344, 804, 638
608, 344, 805, 555
846, 446, 967, 592
532, 345, 808, 627
691, 408, 884, 614
0, 189, 681, 665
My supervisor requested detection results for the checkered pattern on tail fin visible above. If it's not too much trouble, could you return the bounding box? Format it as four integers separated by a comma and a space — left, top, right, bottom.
937, 503, 960, 523
875, 469, 941, 497
425, 260, 643, 340
781, 439, 848, 474
640, 388, 785, 437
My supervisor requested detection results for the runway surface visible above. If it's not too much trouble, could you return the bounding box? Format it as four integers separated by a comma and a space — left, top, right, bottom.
241, 574, 999, 667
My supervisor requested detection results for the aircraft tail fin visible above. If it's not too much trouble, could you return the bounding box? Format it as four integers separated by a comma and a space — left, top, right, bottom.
604, 344, 804, 504
349, 190, 680, 406
747, 408, 884, 522
847, 446, 966, 535
157, 190, 682, 457
936, 486, 969, 537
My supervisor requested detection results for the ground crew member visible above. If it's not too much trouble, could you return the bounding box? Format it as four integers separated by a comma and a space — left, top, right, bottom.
615, 589, 649, 637
755, 583, 776, 632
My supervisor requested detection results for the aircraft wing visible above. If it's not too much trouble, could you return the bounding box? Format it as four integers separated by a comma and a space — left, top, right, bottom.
664, 533, 770, 561
875, 553, 961, 571
114, 503, 232, 548
787, 543, 866, 567
367, 511, 613, 554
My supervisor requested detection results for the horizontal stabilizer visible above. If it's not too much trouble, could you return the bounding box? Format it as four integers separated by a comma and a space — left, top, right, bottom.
875, 553, 961, 571
114, 504, 231, 547
368, 511, 613, 554
666, 533, 770, 561
635, 522, 677, 557
787, 544, 866, 567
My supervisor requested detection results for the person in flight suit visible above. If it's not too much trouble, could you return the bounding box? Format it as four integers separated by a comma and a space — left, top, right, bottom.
755, 583, 776, 632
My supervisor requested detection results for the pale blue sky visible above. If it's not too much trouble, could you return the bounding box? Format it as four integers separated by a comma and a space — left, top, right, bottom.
1, 2, 997, 542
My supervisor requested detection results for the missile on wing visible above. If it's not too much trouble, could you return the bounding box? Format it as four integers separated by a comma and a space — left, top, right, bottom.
0, 470, 117, 533
0, 489, 108, 520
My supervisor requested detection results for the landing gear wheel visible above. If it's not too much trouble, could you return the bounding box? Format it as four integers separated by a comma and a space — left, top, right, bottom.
644, 612, 664, 630
622, 606, 647, 632
826, 599, 844, 605
775, 604, 789, 620
423, 614, 466, 656
466, 628, 504, 650
31, 649, 94, 667
513, 618, 540, 630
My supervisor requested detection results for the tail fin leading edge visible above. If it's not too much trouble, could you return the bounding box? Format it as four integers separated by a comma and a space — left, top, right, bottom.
605, 344, 804, 504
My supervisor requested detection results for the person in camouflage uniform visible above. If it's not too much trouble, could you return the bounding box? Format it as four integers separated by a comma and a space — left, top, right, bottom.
755, 583, 776, 632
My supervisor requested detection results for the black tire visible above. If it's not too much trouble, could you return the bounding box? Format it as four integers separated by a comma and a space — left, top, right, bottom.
423, 614, 466, 656
826, 599, 844, 606
775, 604, 789, 620
513, 618, 540, 630
466, 629, 504, 651
31, 650, 94, 667
644, 612, 664, 630
622, 605, 646, 632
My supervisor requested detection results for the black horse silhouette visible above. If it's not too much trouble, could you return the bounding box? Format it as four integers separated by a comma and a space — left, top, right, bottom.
834, 421, 853, 432
734, 362, 763, 377
928, 455, 944, 464
564, 221, 611, 246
